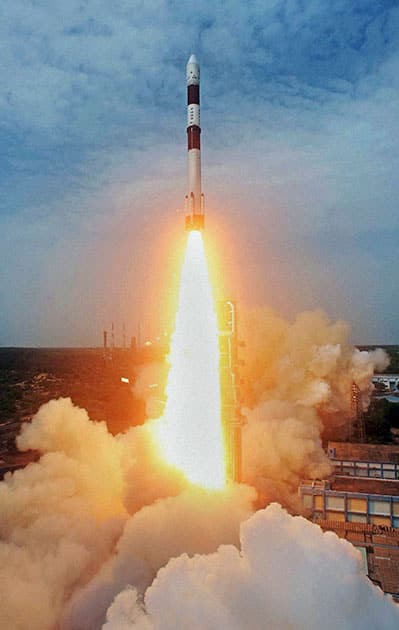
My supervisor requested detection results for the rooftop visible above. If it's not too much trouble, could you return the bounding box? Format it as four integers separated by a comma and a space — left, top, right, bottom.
328, 442, 399, 464
316, 519, 399, 600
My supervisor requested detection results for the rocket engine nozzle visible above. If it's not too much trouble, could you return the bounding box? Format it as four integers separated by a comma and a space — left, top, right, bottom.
185, 192, 205, 231
185, 213, 205, 231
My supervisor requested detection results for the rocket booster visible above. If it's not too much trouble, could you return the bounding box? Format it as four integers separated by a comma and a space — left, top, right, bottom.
185, 54, 204, 231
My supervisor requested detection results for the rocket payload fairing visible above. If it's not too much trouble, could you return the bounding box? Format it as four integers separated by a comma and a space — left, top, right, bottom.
185, 54, 204, 231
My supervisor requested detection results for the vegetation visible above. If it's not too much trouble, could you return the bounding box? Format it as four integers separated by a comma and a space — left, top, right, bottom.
364, 398, 399, 443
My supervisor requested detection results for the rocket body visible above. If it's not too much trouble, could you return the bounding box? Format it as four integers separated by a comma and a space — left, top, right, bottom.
185, 54, 204, 231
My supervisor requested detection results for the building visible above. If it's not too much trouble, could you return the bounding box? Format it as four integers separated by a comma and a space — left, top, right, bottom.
299, 442, 399, 600
372, 374, 399, 392
300, 479, 399, 528
328, 442, 399, 481
315, 518, 399, 601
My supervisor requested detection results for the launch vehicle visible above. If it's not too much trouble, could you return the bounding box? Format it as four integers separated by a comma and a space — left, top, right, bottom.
185, 54, 204, 231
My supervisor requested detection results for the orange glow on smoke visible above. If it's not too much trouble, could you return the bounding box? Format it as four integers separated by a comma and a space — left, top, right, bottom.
156, 231, 226, 489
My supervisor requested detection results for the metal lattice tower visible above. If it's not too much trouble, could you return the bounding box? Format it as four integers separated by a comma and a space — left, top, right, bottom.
218, 300, 246, 483
350, 382, 366, 443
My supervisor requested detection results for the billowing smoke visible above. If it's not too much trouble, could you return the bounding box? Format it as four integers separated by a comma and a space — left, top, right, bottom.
62, 484, 254, 629
0, 308, 393, 629
239, 308, 389, 507
103, 504, 399, 630
0, 398, 253, 630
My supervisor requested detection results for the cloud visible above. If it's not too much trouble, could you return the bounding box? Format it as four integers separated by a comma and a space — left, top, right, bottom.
104, 503, 399, 630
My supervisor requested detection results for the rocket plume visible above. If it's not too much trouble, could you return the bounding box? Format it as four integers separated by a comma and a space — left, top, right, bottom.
156, 231, 225, 489
152, 54, 225, 488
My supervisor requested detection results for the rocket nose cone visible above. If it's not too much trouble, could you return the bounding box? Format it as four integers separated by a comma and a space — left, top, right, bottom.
187, 53, 198, 65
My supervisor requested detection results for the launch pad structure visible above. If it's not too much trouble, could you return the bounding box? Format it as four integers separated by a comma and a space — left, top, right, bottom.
218, 300, 245, 483
350, 382, 366, 443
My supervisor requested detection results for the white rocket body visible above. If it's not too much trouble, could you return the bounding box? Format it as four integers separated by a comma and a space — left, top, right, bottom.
185, 54, 204, 231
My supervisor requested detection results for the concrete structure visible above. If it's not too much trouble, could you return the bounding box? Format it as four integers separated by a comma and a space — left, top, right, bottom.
300, 480, 399, 528
328, 440, 399, 480
372, 374, 399, 391
328, 442, 399, 480
316, 519, 399, 601
300, 441, 399, 599
328, 442, 399, 465
332, 459, 399, 480
300, 443, 399, 526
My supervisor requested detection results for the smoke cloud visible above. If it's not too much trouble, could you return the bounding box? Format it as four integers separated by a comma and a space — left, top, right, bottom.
103, 503, 399, 630
240, 308, 389, 507
62, 484, 254, 630
0, 398, 253, 630
0, 309, 392, 628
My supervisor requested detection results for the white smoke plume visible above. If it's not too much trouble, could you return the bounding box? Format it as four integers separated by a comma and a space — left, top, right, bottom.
103, 504, 399, 630
62, 485, 254, 630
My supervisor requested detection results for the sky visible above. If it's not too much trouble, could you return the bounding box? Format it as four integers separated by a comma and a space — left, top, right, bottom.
1, 0, 399, 346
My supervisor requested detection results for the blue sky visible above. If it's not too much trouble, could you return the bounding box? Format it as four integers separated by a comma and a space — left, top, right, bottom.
1, 0, 399, 345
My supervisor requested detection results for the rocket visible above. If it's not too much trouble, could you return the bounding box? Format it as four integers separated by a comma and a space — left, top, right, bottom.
185, 54, 204, 231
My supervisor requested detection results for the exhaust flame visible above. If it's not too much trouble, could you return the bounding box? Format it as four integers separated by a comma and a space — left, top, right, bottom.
157, 231, 225, 489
